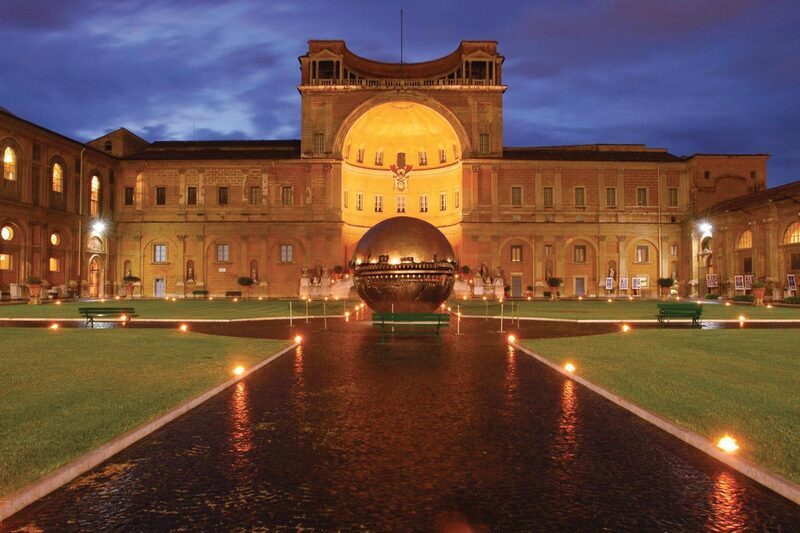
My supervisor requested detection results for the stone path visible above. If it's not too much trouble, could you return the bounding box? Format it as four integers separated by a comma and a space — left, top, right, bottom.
3, 317, 799, 530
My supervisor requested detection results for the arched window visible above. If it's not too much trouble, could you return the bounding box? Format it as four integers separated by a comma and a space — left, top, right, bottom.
735, 229, 753, 250
52, 163, 64, 193
90, 175, 101, 216
784, 222, 800, 244
3, 147, 17, 181
123, 260, 132, 277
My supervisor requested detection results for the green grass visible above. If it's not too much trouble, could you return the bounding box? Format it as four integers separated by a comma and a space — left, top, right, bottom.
0, 298, 357, 320
522, 329, 800, 483
0, 328, 290, 495
451, 298, 800, 320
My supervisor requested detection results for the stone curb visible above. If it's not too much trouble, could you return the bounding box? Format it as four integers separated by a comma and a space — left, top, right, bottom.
511, 341, 800, 506
463, 315, 800, 324
0, 341, 298, 522
0, 316, 344, 324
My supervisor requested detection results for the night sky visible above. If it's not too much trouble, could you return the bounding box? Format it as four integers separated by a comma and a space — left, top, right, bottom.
2, 0, 799, 186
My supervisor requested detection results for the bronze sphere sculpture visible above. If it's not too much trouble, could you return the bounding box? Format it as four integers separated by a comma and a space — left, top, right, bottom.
351, 217, 457, 313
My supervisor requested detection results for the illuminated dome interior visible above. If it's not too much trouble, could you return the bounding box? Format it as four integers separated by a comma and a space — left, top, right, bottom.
343, 101, 461, 170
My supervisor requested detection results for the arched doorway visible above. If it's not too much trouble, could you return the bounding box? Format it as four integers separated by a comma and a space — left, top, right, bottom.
88, 256, 103, 298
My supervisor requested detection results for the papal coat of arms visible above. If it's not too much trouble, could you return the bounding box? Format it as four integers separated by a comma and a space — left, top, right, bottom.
390, 152, 413, 191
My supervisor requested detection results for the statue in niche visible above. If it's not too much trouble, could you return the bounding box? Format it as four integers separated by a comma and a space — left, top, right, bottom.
251, 268, 258, 282
608, 267, 616, 280
480, 261, 490, 280
187, 266, 195, 282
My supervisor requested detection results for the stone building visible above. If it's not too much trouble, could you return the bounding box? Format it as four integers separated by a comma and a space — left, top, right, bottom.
1, 41, 797, 300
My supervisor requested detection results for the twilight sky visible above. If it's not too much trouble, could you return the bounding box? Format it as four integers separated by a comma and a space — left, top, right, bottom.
2, 0, 799, 186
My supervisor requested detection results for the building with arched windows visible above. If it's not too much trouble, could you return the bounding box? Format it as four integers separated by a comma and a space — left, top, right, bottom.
1, 41, 798, 300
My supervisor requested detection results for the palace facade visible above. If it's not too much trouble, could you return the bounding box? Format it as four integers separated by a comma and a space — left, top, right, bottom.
2, 40, 799, 300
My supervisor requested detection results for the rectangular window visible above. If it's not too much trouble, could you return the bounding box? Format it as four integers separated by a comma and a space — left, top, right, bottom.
479, 133, 489, 155
543, 186, 554, 208
791, 253, 800, 270
438, 149, 447, 164
49, 257, 60, 272
670, 244, 678, 256
636, 187, 647, 206
419, 151, 428, 166
574, 187, 585, 207
249, 186, 261, 205
216, 244, 230, 262
153, 244, 167, 263
668, 187, 678, 207
606, 187, 617, 207
156, 186, 166, 205
356, 192, 363, 211
124, 187, 134, 206
573, 245, 586, 263
374, 194, 383, 213
511, 186, 522, 207
396, 196, 406, 213
510, 244, 522, 263
280, 244, 293, 263
356, 148, 365, 164
455, 190, 460, 209
343, 190, 349, 209
187, 186, 197, 206
544, 244, 553, 256
439, 191, 447, 211
218, 186, 229, 205
374, 151, 383, 166
744, 257, 753, 274
636, 244, 649, 263
313, 133, 324, 154
281, 186, 293, 206
419, 194, 428, 213
0, 253, 10, 270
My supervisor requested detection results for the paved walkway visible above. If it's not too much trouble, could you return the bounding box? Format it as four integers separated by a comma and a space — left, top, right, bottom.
4, 317, 799, 530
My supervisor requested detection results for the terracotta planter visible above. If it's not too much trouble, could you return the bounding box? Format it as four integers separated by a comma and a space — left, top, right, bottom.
752, 287, 766, 302
125, 283, 135, 298
660, 286, 670, 298
28, 284, 42, 298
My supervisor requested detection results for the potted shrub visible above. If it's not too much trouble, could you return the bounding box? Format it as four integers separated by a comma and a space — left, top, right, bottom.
526, 285, 534, 298
122, 275, 140, 298
237, 276, 255, 298
546, 277, 563, 300
26, 276, 43, 304
460, 265, 471, 281
752, 280, 767, 304
504, 284, 511, 298
657, 277, 674, 299
332, 265, 344, 280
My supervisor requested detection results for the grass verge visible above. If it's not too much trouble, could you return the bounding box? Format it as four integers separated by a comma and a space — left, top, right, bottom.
453, 299, 800, 320
522, 329, 800, 483
0, 298, 357, 320
0, 327, 289, 495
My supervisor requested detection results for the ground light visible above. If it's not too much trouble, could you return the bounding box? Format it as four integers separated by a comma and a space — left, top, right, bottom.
564, 362, 576, 373
55, 301, 62, 305
179, 324, 188, 332
507, 334, 516, 343
725, 302, 731, 306
50, 323, 59, 330
717, 435, 740, 453
294, 335, 302, 343
607, 298, 613, 303
767, 304, 773, 309
738, 315, 746, 322
622, 324, 631, 332
232, 365, 245, 376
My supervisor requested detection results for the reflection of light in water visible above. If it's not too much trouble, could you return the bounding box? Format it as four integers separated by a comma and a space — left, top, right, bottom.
505, 345, 517, 403
294, 345, 304, 385
556, 379, 578, 461
708, 471, 746, 531
230, 381, 253, 457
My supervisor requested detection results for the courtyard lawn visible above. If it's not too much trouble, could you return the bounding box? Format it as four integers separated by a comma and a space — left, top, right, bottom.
0, 298, 356, 320
452, 298, 800, 321
0, 328, 290, 496
521, 329, 800, 483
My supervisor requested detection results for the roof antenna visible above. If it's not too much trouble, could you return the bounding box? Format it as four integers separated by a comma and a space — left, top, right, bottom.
400, 9, 404, 65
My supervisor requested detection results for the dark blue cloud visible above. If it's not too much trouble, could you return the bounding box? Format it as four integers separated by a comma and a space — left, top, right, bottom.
1, 0, 798, 185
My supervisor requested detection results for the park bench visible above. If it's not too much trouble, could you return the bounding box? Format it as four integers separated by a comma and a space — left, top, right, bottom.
191, 290, 208, 298
655, 302, 703, 327
225, 291, 242, 298
78, 307, 137, 328
372, 312, 450, 344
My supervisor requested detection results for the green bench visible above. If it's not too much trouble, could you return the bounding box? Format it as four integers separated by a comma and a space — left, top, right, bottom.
78, 307, 137, 328
192, 290, 208, 298
372, 312, 450, 344
655, 302, 703, 327
225, 291, 242, 298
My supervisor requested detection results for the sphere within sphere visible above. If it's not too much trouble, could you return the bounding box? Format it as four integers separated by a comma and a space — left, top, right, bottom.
351, 217, 456, 313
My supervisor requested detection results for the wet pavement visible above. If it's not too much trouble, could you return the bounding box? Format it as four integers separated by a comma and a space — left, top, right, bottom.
3, 316, 799, 530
